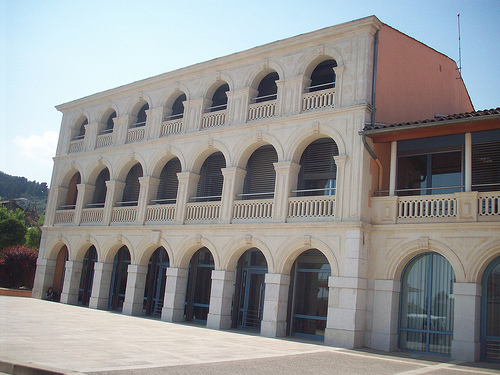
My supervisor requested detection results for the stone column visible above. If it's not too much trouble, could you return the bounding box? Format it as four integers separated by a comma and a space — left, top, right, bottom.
32, 258, 57, 299
207, 270, 235, 330
73, 183, 95, 225
370, 280, 400, 351
226, 88, 252, 124
174, 172, 200, 224
161, 267, 189, 322
147, 107, 167, 140
261, 273, 290, 337
282, 75, 310, 116
333, 155, 348, 222
113, 115, 134, 145
272, 161, 301, 223
451, 283, 481, 362
89, 262, 114, 310
103, 180, 126, 225
184, 97, 211, 132
326, 276, 366, 348
389, 141, 397, 196
122, 264, 148, 316
136, 176, 160, 224
83, 122, 99, 151
60, 260, 83, 305
219, 167, 246, 224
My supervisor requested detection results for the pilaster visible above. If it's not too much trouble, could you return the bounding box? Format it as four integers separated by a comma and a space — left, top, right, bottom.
333, 155, 348, 222
113, 115, 134, 145
174, 172, 200, 224
261, 273, 290, 337
32, 258, 57, 299
89, 262, 114, 310
226, 88, 252, 124
389, 141, 397, 196
136, 176, 160, 224
161, 267, 189, 322
184, 97, 210, 132
207, 270, 235, 329
103, 180, 126, 225
83, 122, 100, 151
283, 75, 310, 115
370, 280, 400, 351
272, 161, 301, 222
74, 183, 95, 225
60, 260, 83, 305
122, 264, 148, 316
147, 107, 167, 140
219, 167, 246, 224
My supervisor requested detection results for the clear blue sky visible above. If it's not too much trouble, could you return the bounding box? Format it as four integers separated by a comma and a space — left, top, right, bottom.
1, 0, 499, 185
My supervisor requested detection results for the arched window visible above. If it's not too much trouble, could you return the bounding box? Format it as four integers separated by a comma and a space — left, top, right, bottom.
184, 248, 214, 324
144, 247, 170, 317
132, 103, 149, 128
168, 94, 186, 120
195, 152, 226, 202
209, 84, 229, 112
64, 172, 81, 209
91, 168, 110, 208
254, 72, 278, 103
78, 246, 97, 307
289, 249, 331, 339
399, 253, 455, 355
297, 138, 339, 196
155, 158, 181, 204
308, 59, 337, 92
121, 163, 143, 206
481, 256, 500, 361
108, 246, 131, 311
242, 145, 277, 200
103, 111, 116, 133
74, 118, 88, 140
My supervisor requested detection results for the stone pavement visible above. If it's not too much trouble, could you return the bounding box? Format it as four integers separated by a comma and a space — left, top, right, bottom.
0, 296, 499, 375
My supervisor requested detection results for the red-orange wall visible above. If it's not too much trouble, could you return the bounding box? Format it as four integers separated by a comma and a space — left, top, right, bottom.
375, 25, 473, 125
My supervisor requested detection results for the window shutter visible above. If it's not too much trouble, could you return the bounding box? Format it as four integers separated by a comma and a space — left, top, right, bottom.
157, 158, 181, 201
122, 164, 143, 204
472, 140, 500, 192
197, 152, 226, 200
92, 168, 109, 205
243, 145, 278, 198
256, 72, 278, 102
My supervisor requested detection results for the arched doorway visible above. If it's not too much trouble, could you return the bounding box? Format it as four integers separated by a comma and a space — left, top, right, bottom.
481, 256, 500, 361
399, 252, 455, 355
53, 246, 68, 300
78, 246, 97, 306
184, 248, 214, 323
144, 247, 170, 317
108, 246, 131, 311
288, 249, 331, 339
233, 248, 268, 330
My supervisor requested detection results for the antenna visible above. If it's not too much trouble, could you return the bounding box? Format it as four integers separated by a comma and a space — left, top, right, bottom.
457, 13, 462, 76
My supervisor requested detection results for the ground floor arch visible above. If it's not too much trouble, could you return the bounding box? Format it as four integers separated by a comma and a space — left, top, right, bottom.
184, 247, 214, 323
108, 246, 131, 311
78, 246, 97, 306
481, 256, 500, 362
287, 249, 331, 340
52, 245, 68, 300
399, 252, 455, 355
143, 247, 169, 317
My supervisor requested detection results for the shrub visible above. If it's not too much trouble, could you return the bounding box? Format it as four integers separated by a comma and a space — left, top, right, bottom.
25, 227, 41, 249
0, 207, 27, 251
0, 246, 38, 289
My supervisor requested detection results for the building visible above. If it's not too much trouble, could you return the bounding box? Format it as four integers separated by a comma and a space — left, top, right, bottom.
32, 16, 499, 362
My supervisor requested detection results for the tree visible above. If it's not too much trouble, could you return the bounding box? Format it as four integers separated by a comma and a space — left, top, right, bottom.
25, 227, 41, 249
0, 206, 27, 251
0, 246, 38, 289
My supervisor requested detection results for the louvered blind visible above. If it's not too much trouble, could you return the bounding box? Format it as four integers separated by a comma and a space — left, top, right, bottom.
243, 145, 278, 199
171, 94, 186, 117
196, 152, 226, 200
122, 163, 143, 204
157, 158, 181, 201
472, 140, 500, 192
256, 72, 278, 102
309, 60, 337, 92
92, 168, 110, 205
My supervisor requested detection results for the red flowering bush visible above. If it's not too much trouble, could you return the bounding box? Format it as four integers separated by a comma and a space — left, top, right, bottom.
0, 246, 38, 289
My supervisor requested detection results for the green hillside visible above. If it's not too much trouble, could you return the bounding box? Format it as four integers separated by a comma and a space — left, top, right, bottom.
0, 171, 49, 215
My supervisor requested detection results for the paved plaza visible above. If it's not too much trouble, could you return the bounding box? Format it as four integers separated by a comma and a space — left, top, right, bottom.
0, 296, 499, 375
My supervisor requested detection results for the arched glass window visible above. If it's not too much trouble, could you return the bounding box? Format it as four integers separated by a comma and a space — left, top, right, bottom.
289, 249, 331, 339
242, 145, 277, 200
185, 248, 214, 323
255, 72, 278, 103
144, 247, 170, 317
297, 138, 338, 196
210, 84, 229, 112
155, 158, 181, 204
169, 94, 186, 120
78, 246, 97, 307
64, 172, 81, 209
121, 163, 143, 206
103, 111, 116, 133
91, 168, 110, 208
481, 256, 500, 361
309, 60, 337, 92
108, 246, 131, 311
132, 103, 149, 127
74, 118, 88, 140
399, 253, 455, 355
195, 152, 225, 202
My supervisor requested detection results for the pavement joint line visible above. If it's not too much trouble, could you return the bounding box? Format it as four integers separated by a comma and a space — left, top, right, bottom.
393, 360, 487, 375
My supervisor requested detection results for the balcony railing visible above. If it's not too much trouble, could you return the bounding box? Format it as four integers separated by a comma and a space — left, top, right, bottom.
288, 195, 335, 219
233, 199, 274, 220
96, 133, 113, 148
54, 210, 74, 224
81, 208, 104, 224
398, 194, 456, 219
146, 204, 176, 222
111, 206, 137, 223
161, 118, 183, 137
248, 100, 276, 121
68, 139, 84, 153
478, 192, 500, 216
302, 88, 335, 112
126, 127, 146, 143
201, 109, 226, 129
185, 201, 221, 221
